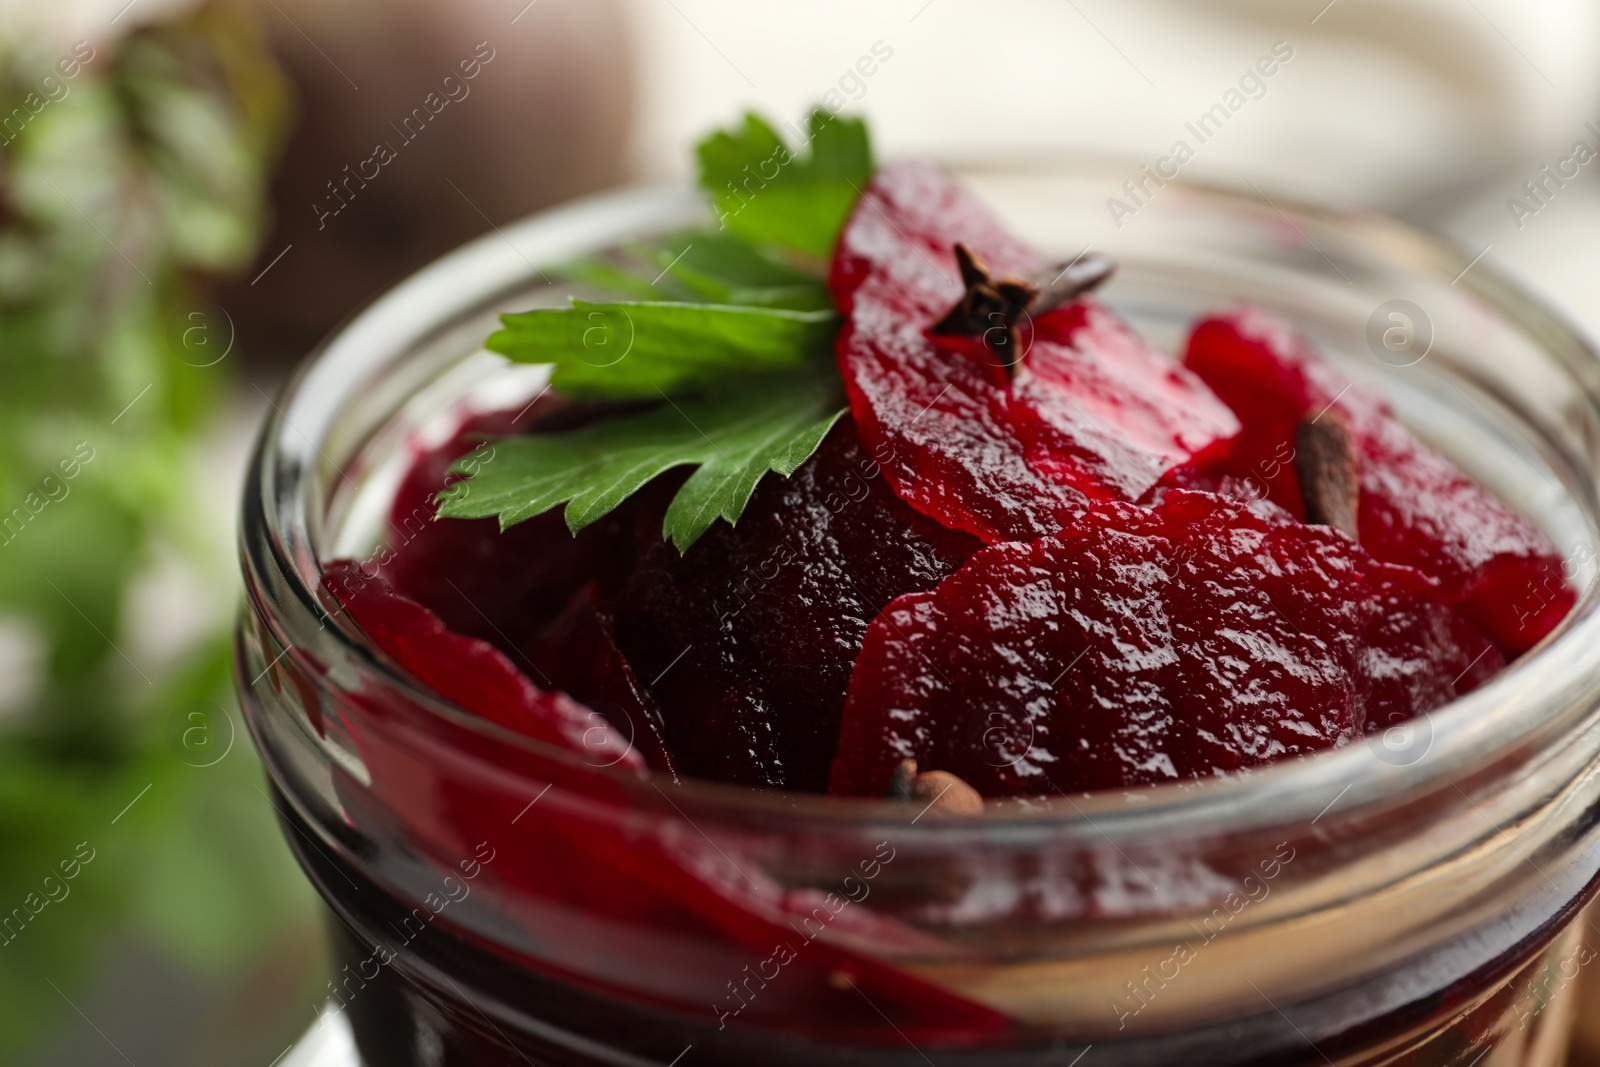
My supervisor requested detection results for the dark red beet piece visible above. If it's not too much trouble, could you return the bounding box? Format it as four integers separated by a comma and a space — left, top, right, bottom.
377, 402, 641, 661
1184, 306, 1573, 656
612, 418, 980, 791
837, 283, 1083, 541
829, 161, 1237, 541
530, 583, 678, 778
829, 491, 1498, 797
323, 559, 642, 770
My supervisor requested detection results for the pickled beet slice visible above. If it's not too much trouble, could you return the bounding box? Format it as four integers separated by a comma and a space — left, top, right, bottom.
835, 283, 1081, 539
530, 583, 678, 778
829, 491, 1498, 797
378, 402, 641, 659
829, 161, 1237, 540
1184, 306, 1573, 655
1011, 302, 1240, 501
612, 418, 979, 791
323, 559, 642, 769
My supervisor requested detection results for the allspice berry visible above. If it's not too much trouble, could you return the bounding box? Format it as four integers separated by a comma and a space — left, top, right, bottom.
910, 769, 983, 817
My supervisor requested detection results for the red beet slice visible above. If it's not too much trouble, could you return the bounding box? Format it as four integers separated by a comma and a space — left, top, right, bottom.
530, 583, 678, 778
829, 161, 1237, 541
612, 418, 979, 791
324, 559, 641, 770
835, 274, 1082, 542
1011, 302, 1240, 502
829, 491, 1499, 797
1184, 306, 1573, 655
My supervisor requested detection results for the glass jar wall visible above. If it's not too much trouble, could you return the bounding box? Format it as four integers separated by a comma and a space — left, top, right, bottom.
238, 167, 1600, 1065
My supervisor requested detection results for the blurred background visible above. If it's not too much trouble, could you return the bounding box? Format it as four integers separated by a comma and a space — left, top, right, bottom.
1, 1, 1599, 1063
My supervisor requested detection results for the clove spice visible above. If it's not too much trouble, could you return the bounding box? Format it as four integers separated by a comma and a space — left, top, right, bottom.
930, 243, 1116, 375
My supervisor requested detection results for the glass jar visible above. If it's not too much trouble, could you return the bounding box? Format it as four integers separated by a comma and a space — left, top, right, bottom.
237, 164, 1600, 1066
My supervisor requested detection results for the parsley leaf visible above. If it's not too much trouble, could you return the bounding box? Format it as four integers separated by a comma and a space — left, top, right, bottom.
551, 232, 832, 310
697, 110, 872, 257
451, 108, 874, 550
486, 300, 837, 400
648, 232, 831, 311
438, 366, 846, 551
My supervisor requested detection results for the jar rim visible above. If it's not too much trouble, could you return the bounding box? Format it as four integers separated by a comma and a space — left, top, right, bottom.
241, 162, 1600, 843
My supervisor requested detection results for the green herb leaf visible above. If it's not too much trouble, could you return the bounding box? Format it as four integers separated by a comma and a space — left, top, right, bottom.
458, 108, 872, 550
551, 231, 832, 310
649, 232, 832, 310
697, 109, 872, 257
439, 367, 846, 551
486, 300, 837, 400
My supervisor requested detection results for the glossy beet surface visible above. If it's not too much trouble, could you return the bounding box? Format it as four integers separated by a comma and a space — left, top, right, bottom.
829, 491, 1501, 797
829, 161, 1238, 542
612, 418, 979, 791
1012, 303, 1239, 500
1185, 307, 1573, 656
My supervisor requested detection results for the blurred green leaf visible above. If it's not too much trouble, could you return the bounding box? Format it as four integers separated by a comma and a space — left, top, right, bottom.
696, 109, 873, 257
0, 5, 306, 1062
648, 232, 832, 310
